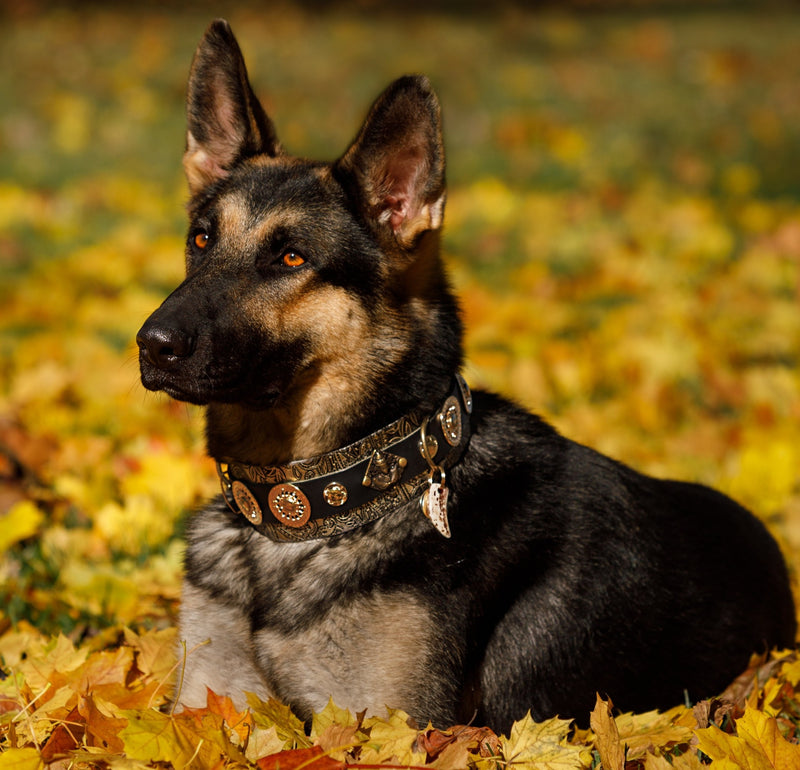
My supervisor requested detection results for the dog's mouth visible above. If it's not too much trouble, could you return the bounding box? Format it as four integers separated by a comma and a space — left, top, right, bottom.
139, 360, 282, 408
136, 310, 312, 409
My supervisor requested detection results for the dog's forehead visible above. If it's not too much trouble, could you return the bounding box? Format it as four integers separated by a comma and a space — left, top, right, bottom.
212, 160, 337, 228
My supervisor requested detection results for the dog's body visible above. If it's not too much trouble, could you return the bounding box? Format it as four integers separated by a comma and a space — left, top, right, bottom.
137, 20, 796, 732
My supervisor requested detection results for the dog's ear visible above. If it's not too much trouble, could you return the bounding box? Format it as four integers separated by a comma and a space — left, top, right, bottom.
183, 19, 280, 196
335, 76, 445, 251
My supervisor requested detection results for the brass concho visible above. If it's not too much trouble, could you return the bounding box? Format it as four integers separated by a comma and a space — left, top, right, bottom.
268, 483, 311, 527
438, 396, 462, 446
419, 433, 439, 462
362, 449, 407, 491
323, 481, 348, 507
232, 480, 263, 525
456, 373, 473, 414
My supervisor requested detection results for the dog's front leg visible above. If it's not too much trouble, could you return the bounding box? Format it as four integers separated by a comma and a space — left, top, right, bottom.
175, 580, 272, 710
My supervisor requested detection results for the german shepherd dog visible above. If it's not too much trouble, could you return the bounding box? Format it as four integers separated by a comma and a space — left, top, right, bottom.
137, 19, 796, 731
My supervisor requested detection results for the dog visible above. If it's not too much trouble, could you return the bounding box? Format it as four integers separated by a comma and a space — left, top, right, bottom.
136, 19, 796, 732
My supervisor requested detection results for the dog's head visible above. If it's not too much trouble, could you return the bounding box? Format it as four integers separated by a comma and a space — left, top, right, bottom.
136, 20, 461, 463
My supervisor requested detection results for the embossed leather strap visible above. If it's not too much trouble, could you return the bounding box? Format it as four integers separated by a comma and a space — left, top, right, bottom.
217, 375, 473, 541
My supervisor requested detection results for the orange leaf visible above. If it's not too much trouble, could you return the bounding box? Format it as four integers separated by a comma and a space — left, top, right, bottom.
205, 689, 254, 744
77, 693, 126, 753
257, 746, 345, 770
40, 706, 85, 763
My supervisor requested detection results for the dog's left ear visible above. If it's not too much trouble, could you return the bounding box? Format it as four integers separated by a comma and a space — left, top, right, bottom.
183, 19, 280, 196
334, 76, 445, 251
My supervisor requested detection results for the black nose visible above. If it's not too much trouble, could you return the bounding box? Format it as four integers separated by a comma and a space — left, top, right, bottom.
136, 322, 195, 369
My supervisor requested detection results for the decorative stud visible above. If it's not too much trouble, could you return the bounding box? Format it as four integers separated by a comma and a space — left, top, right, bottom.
232, 480, 262, 525
362, 449, 407, 490
268, 483, 311, 528
419, 433, 438, 461
456, 373, 473, 414
438, 396, 462, 446
323, 481, 348, 507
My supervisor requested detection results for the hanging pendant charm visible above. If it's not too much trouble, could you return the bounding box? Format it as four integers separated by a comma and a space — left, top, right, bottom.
423, 481, 451, 538
420, 464, 451, 539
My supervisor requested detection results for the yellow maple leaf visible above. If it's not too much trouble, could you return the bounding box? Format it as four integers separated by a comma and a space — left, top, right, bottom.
0, 500, 44, 551
613, 705, 695, 758
246, 725, 287, 764
246, 693, 312, 749
695, 706, 800, 769
123, 626, 178, 685
310, 698, 360, 760
119, 709, 226, 769
501, 712, 591, 769
310, 697, 357, 740
360, 708, 427, 766
0, 748, 43, 770
777, 657, 800, 688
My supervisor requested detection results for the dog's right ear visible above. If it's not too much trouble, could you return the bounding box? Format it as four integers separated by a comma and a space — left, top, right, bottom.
183, 19, 280, 196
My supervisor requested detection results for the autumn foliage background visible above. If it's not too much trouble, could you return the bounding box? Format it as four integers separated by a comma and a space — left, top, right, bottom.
1, 2, 800, 768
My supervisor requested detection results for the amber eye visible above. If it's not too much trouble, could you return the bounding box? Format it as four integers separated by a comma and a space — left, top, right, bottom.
281, 251, 306, 268
193, 232, 210, 250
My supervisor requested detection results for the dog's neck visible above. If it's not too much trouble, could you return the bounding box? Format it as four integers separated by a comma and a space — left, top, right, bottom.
205, 368, 452, 467
216, 375, 473, 541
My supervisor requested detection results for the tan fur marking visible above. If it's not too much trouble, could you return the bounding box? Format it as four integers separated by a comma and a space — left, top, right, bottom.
253, 592, 433, 717
210, 276, 413, 465
274, 285, 411, 460
177, 581, 273, 710
215, 189, 306, 256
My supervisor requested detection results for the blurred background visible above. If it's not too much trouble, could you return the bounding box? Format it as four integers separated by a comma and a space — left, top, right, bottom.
1, 1, 799, 635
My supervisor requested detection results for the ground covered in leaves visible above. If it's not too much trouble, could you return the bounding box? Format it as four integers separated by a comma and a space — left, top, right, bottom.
1, 2, 799, 768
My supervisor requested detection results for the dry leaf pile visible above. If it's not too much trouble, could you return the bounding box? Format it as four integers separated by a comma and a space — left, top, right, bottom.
2, 625, 800, 768
2, 5, 800, 769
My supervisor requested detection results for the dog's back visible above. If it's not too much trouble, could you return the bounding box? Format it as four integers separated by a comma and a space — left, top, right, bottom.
137, 19, 796, 732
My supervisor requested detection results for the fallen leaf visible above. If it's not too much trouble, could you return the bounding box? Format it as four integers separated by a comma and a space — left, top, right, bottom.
118, 709, 226, 768
78, 693, 126, 753
0, 500, 44, 551
500, 711, 591, 769
247, 694, 312, 749
0, 748, 43, 770
40, 706, 85, 763
246, 725, 288, 764
590, 696, 624, 770
695, 706, 800, 769
310, 698, 358, 741
360, 708, 427, 766
257, 746, 344, 770
613, 705, 695, 758
123, 626, 178, 685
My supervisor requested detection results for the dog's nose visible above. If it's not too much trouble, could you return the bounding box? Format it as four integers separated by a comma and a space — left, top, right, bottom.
136, 323, 195, 369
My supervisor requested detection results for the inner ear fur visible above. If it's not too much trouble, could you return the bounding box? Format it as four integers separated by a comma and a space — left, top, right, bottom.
183, 19, 280, 196
334, 75, 446, 251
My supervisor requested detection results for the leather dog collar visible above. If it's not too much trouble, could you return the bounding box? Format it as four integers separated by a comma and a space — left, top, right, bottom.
217, 375, 473, 542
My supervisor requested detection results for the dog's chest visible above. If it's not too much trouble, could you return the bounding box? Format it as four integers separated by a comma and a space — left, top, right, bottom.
210, 511, 438, 716
252, 588, 435, 716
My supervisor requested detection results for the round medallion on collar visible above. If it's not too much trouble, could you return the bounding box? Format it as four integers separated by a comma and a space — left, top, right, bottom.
438, 396, 462, 446
268, 483, 311, 527
232, 480, 263, 525
323, 481, 349, 507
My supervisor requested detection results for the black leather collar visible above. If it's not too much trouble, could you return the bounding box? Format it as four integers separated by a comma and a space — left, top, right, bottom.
217, 375, 473, 542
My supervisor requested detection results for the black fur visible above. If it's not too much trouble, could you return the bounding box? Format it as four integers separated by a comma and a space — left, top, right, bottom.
137, 19, 796, 732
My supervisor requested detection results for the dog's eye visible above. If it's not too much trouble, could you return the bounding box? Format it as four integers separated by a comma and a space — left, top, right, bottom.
281, 251, 306, 268
193, 233, 210, 250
